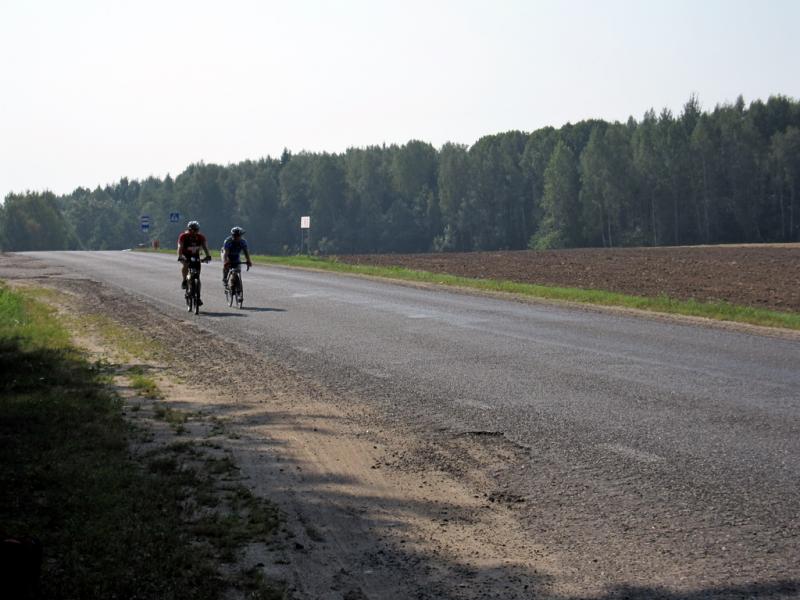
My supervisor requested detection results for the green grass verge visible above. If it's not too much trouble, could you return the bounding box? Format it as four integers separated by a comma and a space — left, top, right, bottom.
74, 312, 166, 362
250, 254, 800, 330
0, 283, 282, 599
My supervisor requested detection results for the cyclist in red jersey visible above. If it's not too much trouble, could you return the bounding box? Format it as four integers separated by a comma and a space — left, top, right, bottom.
177, 221, 212, 289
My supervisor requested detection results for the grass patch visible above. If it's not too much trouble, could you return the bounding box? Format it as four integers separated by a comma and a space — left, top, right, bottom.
249, 254, 800, 330
128, 367, 163, 399
0, 283, 283, 599
153, 402, 190, 434
206, 454, 240, 477
153, 402, 188, 424
73, 312, 165, 361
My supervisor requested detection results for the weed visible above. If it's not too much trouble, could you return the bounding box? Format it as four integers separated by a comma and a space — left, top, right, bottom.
153, 402, 189, 428
207, 454, 240, 476
236, 566, 286, 600
129, 372, 163, 399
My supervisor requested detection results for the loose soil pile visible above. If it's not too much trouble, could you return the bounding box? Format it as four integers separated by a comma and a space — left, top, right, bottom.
335, 244, 800, 313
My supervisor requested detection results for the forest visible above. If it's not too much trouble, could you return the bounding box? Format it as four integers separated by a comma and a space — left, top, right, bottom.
1, 94, 799, 254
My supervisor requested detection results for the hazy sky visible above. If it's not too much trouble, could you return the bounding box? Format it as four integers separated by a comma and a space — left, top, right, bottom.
1, 0, 799, 201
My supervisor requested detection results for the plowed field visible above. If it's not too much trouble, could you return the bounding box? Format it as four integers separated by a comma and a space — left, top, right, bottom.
335, 244, 800, 313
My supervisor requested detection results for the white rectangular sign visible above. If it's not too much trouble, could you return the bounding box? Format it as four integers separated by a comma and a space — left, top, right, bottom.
300, 216, 310, 229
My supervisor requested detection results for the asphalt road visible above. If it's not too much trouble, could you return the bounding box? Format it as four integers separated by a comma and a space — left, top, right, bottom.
19, 250, 800, 595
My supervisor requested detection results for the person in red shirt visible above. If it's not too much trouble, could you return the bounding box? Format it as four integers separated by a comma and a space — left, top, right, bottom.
177, 221, 211, 289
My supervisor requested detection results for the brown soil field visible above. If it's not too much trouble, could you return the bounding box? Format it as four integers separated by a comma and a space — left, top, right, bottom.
335, 244, 800, 313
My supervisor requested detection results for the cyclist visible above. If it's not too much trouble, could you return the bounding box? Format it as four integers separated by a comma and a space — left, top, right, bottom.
177, 220, 212, 290
221, 226, 252, 290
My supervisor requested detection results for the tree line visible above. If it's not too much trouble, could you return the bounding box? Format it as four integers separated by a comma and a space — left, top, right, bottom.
2, 94, 799, 254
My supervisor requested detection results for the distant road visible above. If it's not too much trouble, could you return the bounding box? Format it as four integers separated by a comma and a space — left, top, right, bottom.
19, 250, 800, 592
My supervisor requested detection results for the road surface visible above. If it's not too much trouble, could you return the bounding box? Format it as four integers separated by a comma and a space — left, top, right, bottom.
15, 251, 800, 598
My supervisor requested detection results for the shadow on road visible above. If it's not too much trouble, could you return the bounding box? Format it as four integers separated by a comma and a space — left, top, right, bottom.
561, 581, 799, 600
238, 306, 286, 313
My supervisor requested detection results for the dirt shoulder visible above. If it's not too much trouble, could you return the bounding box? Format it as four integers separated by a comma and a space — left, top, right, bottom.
1, 255, 579, 600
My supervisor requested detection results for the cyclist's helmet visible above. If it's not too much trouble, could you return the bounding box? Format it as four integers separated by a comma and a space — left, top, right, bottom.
231, 226, 244, 236
187, 221, 200, 231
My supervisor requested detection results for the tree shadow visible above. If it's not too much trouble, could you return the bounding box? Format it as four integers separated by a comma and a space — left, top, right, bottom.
562, 581, 799, 600
238, 306, 286, 313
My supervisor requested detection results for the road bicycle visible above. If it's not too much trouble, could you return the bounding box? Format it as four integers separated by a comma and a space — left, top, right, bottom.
224, 262, 249, 309
180, 255, 211, 314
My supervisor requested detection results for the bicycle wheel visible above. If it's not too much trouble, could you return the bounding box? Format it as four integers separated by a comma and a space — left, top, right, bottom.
185, 281, 193, 312
194, 279, 201, 315
227, 274, 234, 307
233, 274, 243, 308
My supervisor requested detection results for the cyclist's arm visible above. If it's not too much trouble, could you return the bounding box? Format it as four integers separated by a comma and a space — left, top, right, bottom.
244, 248, 252, 266
202, 241, 211, 259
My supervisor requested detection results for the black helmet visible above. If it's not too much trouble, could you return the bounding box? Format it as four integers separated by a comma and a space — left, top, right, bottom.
231, 226, 244, 236
187, 221, 200, 231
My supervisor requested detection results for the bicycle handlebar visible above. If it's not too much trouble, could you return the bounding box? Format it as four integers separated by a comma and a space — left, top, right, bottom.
225, 261, 250, 271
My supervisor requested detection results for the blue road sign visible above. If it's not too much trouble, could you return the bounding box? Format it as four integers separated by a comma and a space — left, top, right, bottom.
141, 222, 150, 233
169, 212, 180, 223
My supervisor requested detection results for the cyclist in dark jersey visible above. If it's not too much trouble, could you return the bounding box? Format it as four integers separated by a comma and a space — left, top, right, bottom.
221, 226, 252, 290
177, 221, 211, 289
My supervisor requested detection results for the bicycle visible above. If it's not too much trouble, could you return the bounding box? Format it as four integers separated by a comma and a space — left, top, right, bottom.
224, 262, 249, 309
180, 255, 211, 314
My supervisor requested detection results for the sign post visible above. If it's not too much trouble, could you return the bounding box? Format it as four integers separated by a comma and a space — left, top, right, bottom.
300, 216, 311, 255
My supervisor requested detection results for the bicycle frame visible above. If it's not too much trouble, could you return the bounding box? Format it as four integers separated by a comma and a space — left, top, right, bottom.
183, 256, 204, 314
185, 256, 202, 282
225, 263, 244, 308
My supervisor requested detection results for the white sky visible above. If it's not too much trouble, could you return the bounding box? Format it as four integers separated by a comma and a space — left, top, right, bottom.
1, 0, 799, 200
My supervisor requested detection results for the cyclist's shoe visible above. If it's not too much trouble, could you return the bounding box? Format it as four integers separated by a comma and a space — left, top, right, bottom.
181, 280, 187, 289
198, 299, 203, 307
